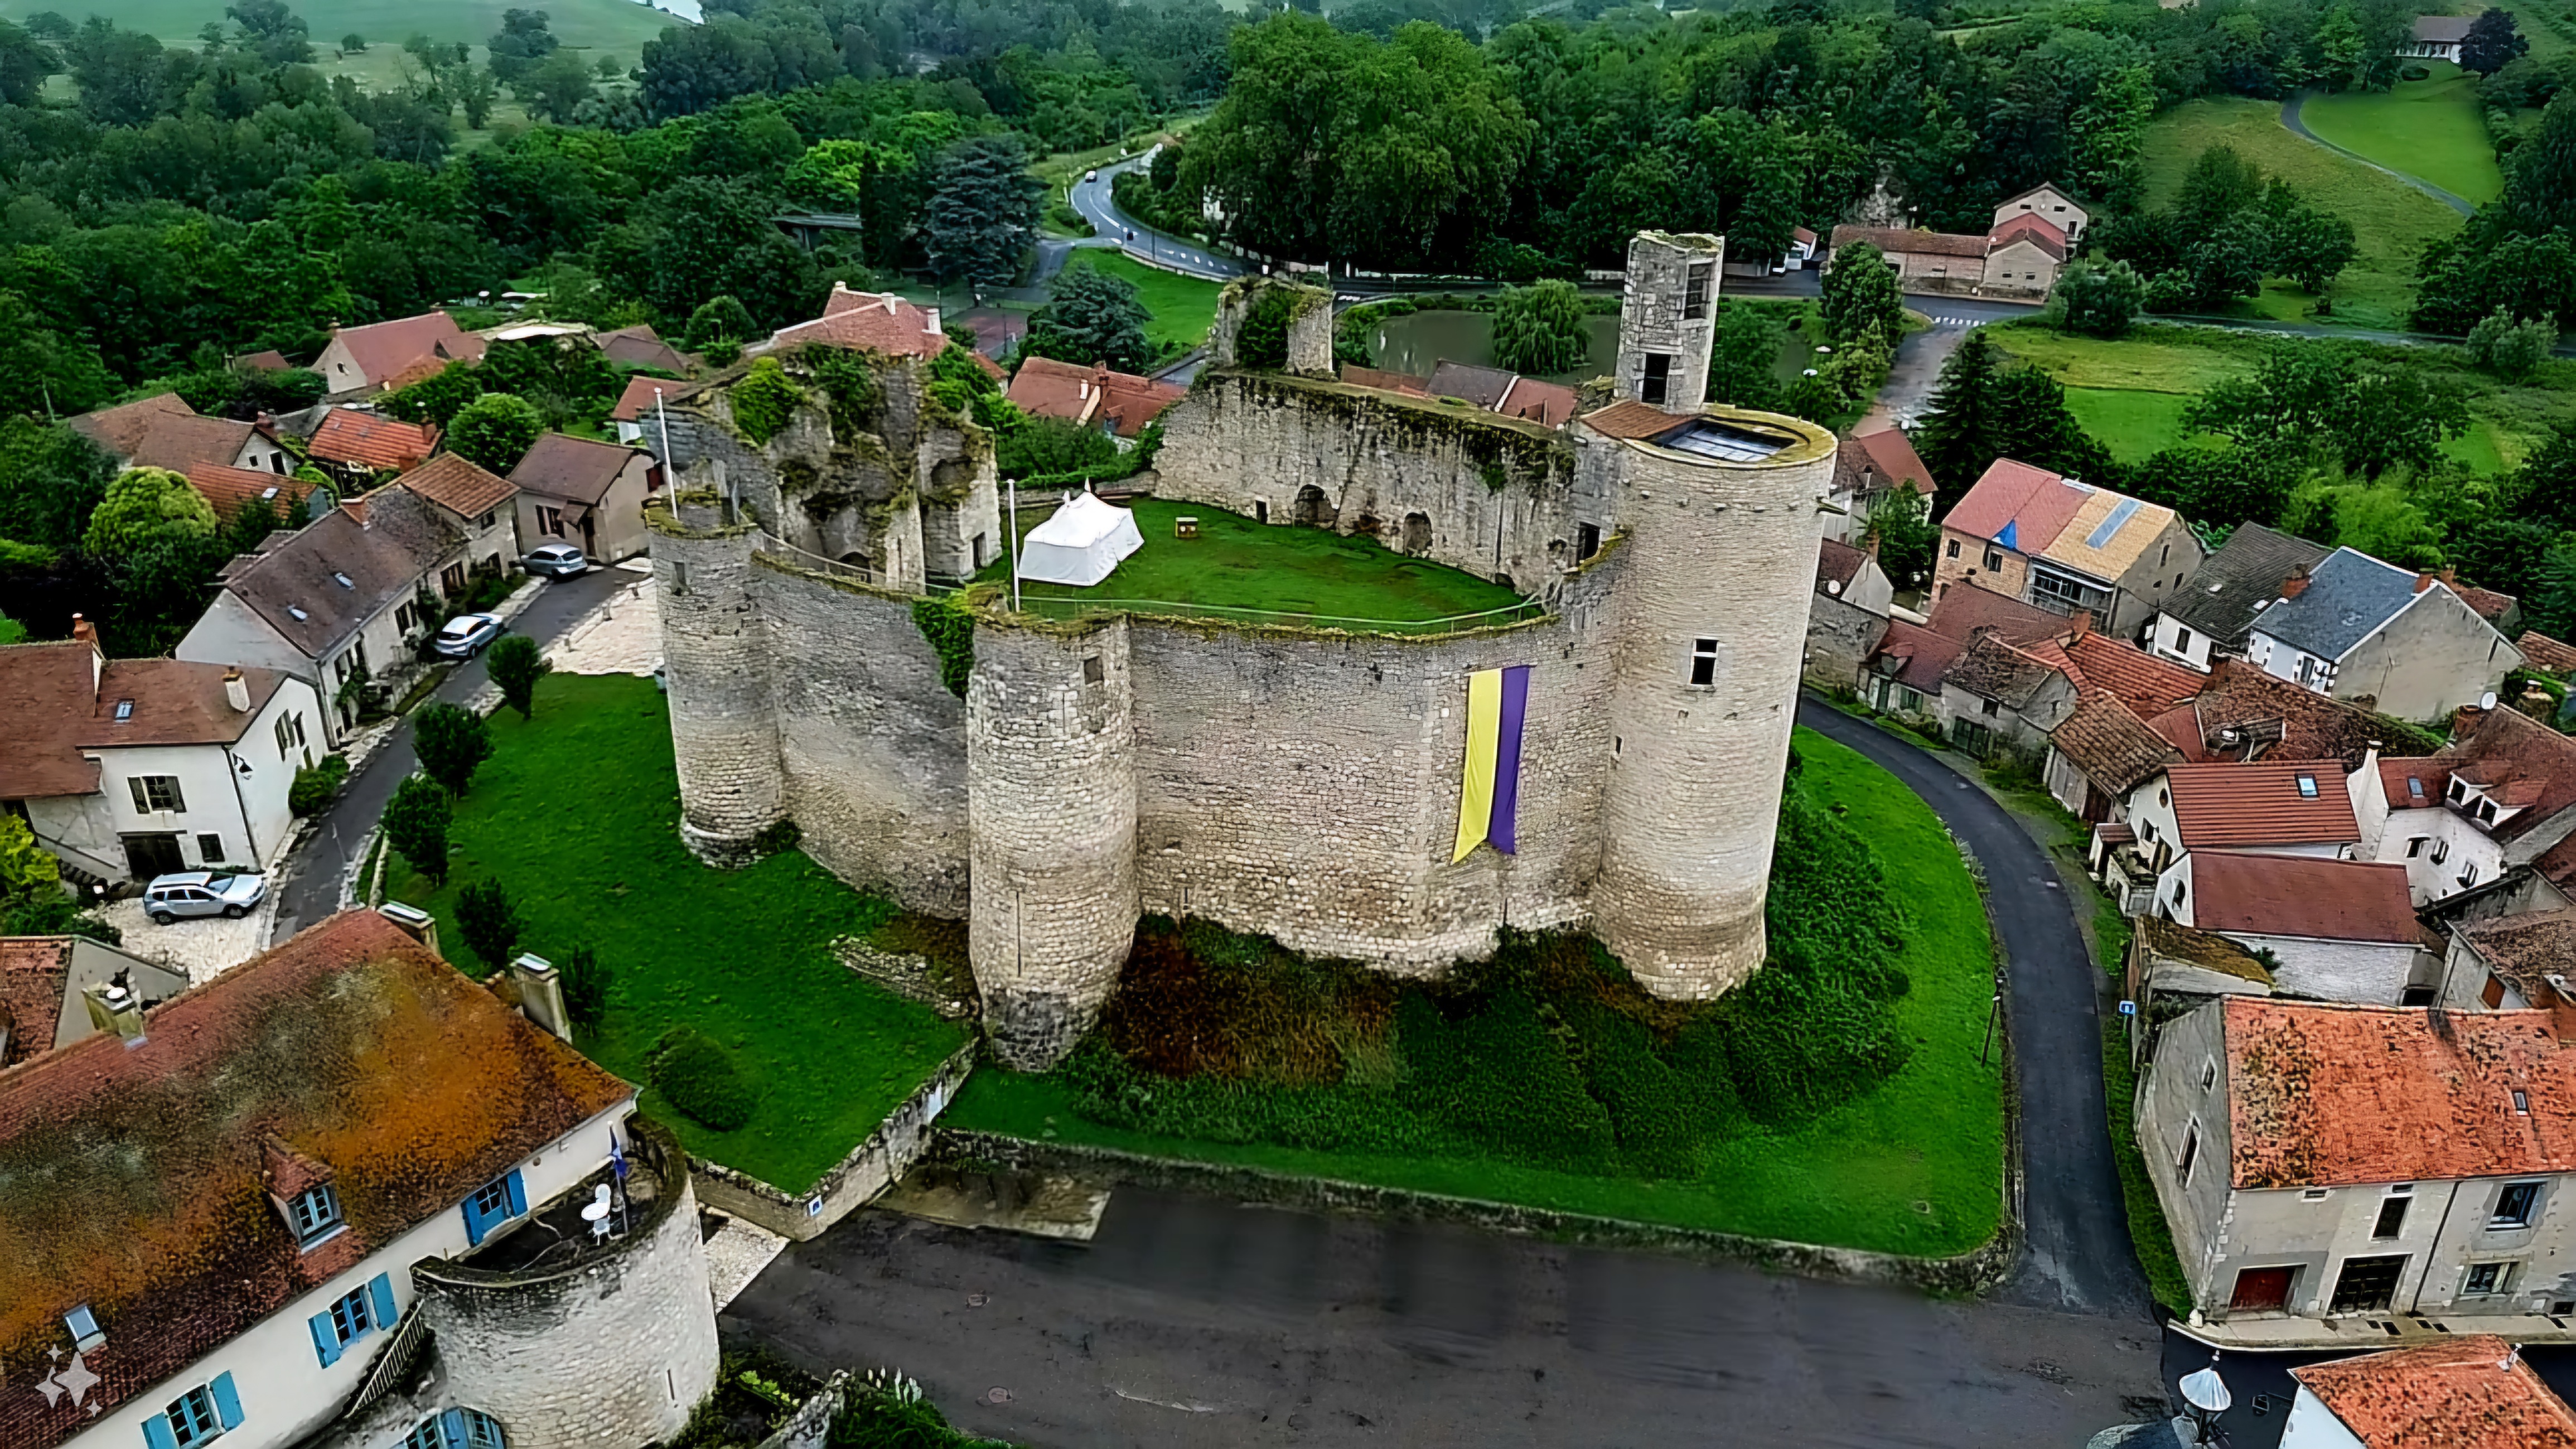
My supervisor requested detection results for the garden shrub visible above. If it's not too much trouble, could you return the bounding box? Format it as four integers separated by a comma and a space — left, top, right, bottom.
456, 878, 522, 973
289, 754, 351, 816
649, 1025, 760, 1130
729, 358, 806, 445
382, 774, 451, 884
559, 944, 613, 1028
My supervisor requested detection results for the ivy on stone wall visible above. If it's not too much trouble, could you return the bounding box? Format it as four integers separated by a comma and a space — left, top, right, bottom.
797, 345, 879, 439
728, 358, 806, 445
911, 595, 975, 697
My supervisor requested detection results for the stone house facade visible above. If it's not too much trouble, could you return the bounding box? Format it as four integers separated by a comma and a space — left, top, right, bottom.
1934, 458, 2203, 637
2246, 547, 2524, 723
2140, 997, 2576, 1330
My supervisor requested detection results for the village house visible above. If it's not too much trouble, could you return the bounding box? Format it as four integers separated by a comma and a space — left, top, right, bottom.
2351, 704, 2576, 908
0, 619, 323, 887
2156, 850, 2430, 1004
508, 433, 659, 564
1933, 458, 2205, 636
2118, 758, 2363, 935
2147, 522, 2332, 672
1827, 185, 2087, 300
68, 394, 294, 476
1993, 183, 2090, 246
310, 312, 486, 399
2244, 547, 2523, 723
1859, 579, 2063, 719
2524, 631, 2576, 676
595, 322, 693, 374
2279, 1336, 2576, 1448
1822, 426, 1935, 550
2400, 15, 2473, 61
0, 907, 718, 1449
176, 462, 519, 743
2435, 907, 2576, 1013
302, 410, 441, 486
1005, 355, 1190, 446
610, 374, 675, 451
758, 283, 1003, 379
2140, 997, 2576, 1331
182, 465, 319, 529
1807, 537, 1897, 689
1828, 225, 1999, 294
1940, 627, 2085, 759
0, 934, 188, 1068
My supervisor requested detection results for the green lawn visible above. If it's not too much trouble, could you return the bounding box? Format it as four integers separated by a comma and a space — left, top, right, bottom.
945, 726, 2007, 1257
381, 674, 969, 1192
978, 496, 1539, 632
1055, 250, 1224, 356
0, 0, 679, 66
2301, 68, 2505, 206
2142, 97, 2466, 329
2065, 387, 2200, 463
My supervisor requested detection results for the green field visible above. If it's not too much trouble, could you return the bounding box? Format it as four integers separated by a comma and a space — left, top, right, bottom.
2065, 386, 2199, 462
1, 0, 679, 61
945, 726, 2007, 1257
1055, 250, 1224, 355
979, 496, 1538, 631
2142, 97, 2466, 329
2301, 67, 2504, 206
381, 674, 970, 1192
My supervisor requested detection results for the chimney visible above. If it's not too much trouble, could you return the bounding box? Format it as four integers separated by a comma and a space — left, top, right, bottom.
2415, 571, 2437, 595
923, 307, 941, 336
510, 953, 574, 1042
2441, 567, 2458, 588
81, 974, 147, 1046
70, 613, 100, 690
223, 667, 250, 713
2070, 609, 2093, 640
70, 613, 97, 650
378, 901, 441, 959
2281, 571, 2311, 600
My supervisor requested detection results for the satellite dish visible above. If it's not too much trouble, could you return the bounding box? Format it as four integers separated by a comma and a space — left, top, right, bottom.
2179, 1364, 2232, 1416
2481, 692, 2499, 711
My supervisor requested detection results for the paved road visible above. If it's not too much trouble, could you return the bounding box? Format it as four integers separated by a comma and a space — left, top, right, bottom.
267, 567, 626, 943
2280, 92, 2476, 218
1068, 152, 1246, 282
726, 704, 2166, 1443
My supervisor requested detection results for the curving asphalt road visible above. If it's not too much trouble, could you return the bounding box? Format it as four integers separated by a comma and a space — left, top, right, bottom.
2279, 91, 2477, 218
1066, 151, 1246, 282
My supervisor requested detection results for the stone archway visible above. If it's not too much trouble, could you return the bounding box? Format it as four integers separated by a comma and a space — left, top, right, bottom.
1294, 484, 1336, 528
1403, 513, 1433, 556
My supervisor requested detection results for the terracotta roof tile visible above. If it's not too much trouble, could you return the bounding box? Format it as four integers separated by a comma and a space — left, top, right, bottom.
1495, 376, 1580, 428
1830, 225, 1991, 259
326, 311, 484, 389
610, 374, 671, 423
2522, 630, 2576, 674
65, 393, 197, 458
85, 659, 283, 748
0, 939, 70, 1068
2292, 1336, 2576, 1449
2052, 692, 2183, 796
2190, 851, 2419, 944
597, 323, 693, 374
0, 910, 632, 1449
1868, 617, 1966, 695
399, 453, 518, 519
1835, 427, 1935, 499
1923, 579, 2065, 645
2377, 757, 2451, 811
1941, 458, 2091, 554
1818, 537, 1867, 591
2457, 907, 2576, 1007
2164, 759, 2359, 849
769, 285, 950, 360
218, 487, 458, 657
2179, 659, 2403, 767
0, 644, 105, 797
126, 414, 262, 474
307, 410, 439, 472
1988, 212, 2067, 250
1006, 355, 1186, 438
2066, 632, 2202, 717
1580, 399, 1680, 439
2224, 998, 2576, 1188
2457, 584, 2519, 623
185, 463, 312, 523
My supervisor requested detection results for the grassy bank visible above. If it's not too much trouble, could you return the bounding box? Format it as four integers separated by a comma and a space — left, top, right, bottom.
945, 727, 2007, 1257
2300, 68, 2503, 206
381, 674, 969, 1191
2103, 1020, 2193, 1315
1055, 251, 1224, 355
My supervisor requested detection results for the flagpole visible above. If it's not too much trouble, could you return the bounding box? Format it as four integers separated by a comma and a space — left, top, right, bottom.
1007, 481, 1021, 612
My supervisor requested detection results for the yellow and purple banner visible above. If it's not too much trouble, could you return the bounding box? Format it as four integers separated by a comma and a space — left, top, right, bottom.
1452, 665, 1531, 862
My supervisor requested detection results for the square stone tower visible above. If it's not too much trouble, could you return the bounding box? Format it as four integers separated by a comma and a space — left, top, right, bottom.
1615, 231, 1725, 410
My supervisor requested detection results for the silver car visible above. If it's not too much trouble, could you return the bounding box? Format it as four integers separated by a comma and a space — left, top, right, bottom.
434, 613, 504, 657
144, 871, 266, 924
523, 543, 589, 578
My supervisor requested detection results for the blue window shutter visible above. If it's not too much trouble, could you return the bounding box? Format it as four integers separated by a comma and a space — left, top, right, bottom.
503, 1170, 526, 1218
367, 1273, 398, 1332
439, 1409, 468, 1449
142, 1412, 178, 1449
310, 1311, 343, 1366
462, 1193, 489, 1246
209, 1373, 244, 1430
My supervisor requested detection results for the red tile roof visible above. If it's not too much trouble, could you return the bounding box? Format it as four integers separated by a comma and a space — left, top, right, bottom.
2224, 997, 2576, 1189
0, 641, 291, 801
185, 463, 311, 523
307, 409, 439, 472
610, 374, 672, 423
1869, 617, 1968, 695
1818, 537, 1868, 592
2439, 704, 2576, 842
398, 452, 519, 519
2065, 632, 2203, 717
2189, 851, 2419, 944
1005, 355, 1185, 439
1495, 376, 1581, 428
1830, 225, 1991, 259
2456, 584, 2519, 623
597, 323, 692, 374
1923, 579, 2065, 646
2051, 692, 2182, 796
2457, 907, 2576, 1006
327, 311, 484, 389
0, 939, 70, 1068
65, 393, 197, 458
0, 910, 632, 1449
2163, 759, 2360, 849
2377, 757, 2452, 812
2173, 659, 2402, 768
1942, 458, 2090, 553
1579, 399, 1681, 439
2292, 1336, 2576, 1449
2522, 630, 2576, 674
770, 284, 954, 362
1987, 213, 2067, 260
1836, 427, 1935, 498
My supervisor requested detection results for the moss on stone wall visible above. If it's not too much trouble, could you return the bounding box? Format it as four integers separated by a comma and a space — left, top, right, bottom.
728, 359, 808, 446
911, 593, 976, 697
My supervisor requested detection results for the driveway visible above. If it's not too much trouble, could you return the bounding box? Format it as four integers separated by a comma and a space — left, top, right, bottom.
266, 566, 627, 944
724, 704, 2168, 1443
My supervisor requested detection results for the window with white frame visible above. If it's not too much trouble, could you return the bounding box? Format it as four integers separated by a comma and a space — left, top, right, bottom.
129, 776, 184, 813
289, 1183, 342, 1244
2493, 1181, 2542, 1229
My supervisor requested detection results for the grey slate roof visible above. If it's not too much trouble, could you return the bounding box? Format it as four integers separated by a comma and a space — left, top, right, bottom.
220, 487, 459, 659
2163, 523, 2332, 649
2246, 547, 2423, 662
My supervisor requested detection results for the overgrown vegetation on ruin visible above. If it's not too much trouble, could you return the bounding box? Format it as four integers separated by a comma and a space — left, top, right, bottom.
948, 728, 2006, 1254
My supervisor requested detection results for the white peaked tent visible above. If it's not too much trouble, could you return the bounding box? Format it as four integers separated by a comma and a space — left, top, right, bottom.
1017, 492, 1143, 587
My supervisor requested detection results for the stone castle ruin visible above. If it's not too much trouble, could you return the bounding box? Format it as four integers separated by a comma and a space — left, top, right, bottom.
652, 231, 1837, 1068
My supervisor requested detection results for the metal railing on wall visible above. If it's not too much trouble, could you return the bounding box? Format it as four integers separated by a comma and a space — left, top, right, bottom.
752, 530, 881, 588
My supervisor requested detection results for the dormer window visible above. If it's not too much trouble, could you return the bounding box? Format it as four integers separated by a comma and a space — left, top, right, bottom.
2451, 779, 2468, 803
289, 1184, 342, 1245
2478, 800, 2497, 824
2296, 774, 2318, 798
65, 1303, 104, 1351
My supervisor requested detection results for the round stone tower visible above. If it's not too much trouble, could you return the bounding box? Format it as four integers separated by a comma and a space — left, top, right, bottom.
965, 616, 1140, 1069
651, 495, 787, 866
1590, 405, 1838, 998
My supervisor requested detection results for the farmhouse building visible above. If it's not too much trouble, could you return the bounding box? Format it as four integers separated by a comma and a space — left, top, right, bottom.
2401, 15, 2473, 61
1827, 185, 2088, 299
68, 393, 294, 476
1934, 458, 2205, 636
1993, 183, 2090, 246
2245, 547, 2523, 722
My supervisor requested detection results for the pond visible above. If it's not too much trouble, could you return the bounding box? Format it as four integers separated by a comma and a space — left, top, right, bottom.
1366, 310, 1623, 385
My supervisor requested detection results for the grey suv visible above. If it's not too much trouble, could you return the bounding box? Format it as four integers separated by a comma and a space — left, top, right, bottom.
523, 543, 589, 578
143, 871, 267, 924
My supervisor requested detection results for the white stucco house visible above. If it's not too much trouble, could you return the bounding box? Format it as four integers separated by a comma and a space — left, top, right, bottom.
0, 621, 323, 888
2351, 706, 2576, 909
2244, 548, 2524, 724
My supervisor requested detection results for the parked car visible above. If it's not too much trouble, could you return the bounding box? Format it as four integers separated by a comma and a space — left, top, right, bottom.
523, 543, 589, 578
144, 871, 267, 924
1084, 168, 1098, 182
434, 612, 504, 657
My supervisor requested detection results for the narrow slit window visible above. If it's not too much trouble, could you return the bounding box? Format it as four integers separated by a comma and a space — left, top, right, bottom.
1688, 638, 1718, 687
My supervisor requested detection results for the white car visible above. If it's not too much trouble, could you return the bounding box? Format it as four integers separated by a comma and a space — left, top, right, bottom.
144, 871, 267, 924
434, 613, 504, 658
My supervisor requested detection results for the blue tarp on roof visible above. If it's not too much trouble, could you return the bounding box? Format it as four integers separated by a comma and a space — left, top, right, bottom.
1997, 519, 2019, 550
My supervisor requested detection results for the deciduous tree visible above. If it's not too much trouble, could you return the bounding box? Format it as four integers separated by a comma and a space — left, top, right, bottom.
1489, 279, 1588, 376
412, 701, 493, 796
83, 467, 214, 556
1024, 264, 1153, 372
486, 632, 551, 718
2462, 7, 2529, 76
1820, 243, 1905, 345
446, 393, 544, 473
384, 774, 451, 884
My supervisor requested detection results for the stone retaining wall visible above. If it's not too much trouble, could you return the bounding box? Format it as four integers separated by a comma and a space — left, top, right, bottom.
688, 1041, 978, 1240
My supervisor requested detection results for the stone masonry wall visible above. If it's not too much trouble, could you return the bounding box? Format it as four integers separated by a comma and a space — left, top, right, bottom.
1153, 373, 1593, 600
1122, 558, 1620, 969
1617, 231, 1724, 409
415, 1167, 719, 1449
1591, 416, 1836, 997
653, 501, 786, 862
754, 558, 972, 915
966, 618, 1140, 1069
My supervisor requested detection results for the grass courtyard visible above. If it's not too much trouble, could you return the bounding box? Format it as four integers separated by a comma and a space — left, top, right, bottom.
944, 726, 2007, 1257
2300, 66, 2505, 206
977, 496, 1540, 632
1056, 250, 1225, 357
2140, 96, 2466, 329
381, 673, 970, 1192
